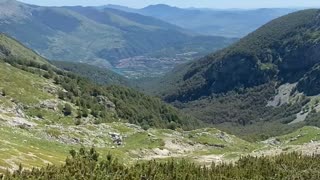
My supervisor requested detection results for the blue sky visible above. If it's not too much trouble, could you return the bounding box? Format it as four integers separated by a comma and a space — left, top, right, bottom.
19, 0, 320, 9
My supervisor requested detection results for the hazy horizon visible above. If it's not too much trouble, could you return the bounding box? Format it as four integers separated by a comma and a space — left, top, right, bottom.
18, 0, 320, 9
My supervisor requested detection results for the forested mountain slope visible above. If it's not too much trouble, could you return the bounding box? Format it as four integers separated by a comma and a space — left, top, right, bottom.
163, 9, 320, 102
154, 9, 320, 139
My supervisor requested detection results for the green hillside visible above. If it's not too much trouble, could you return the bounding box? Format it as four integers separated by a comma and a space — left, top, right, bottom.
0, 33, 201, 130
150, 9, 320, 139
0, 33, 47, 64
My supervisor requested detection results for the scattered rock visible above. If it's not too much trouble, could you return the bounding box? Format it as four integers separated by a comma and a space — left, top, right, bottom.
72, 137, 81, 144
153, 148, 171, 156
18, 123, 31, 130
216, 132, 231, 142
97, 96, 116, 110
43, 85, 58, 94
8, 117, 36, 128
109, 132, 123, 145
39, 99, 59, 111
263, 138, 281, 146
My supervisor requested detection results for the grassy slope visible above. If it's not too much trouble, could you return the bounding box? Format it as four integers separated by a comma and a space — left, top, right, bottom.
0, 63, 52, 104
0, 33, 47, 64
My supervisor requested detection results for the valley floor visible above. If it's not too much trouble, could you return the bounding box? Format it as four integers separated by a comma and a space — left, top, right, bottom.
0, 108, 320, 172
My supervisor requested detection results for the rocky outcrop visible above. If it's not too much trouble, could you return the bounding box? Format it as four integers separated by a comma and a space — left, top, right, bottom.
109, 132, 123, 145
97, 96, 116, 111
267, 83, 297, 107
43, 84, 59, 95
4, 115, 36, 128
39, 99, 59, 111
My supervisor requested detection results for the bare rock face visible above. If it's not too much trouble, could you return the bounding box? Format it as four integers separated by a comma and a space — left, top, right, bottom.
97, 96, 116, 110
0, 101, 26, 118
267, 83, 297, 107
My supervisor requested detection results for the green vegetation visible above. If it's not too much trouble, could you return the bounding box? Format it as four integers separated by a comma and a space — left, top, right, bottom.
0, 63, 53, 105
0, 126, 71, 171
0, 32, 201, 130
0, 34, 47, 65
175, 83, 312, 140
276, 126, 320, 145
4, 148, 320, 179
63, 104, 73, 116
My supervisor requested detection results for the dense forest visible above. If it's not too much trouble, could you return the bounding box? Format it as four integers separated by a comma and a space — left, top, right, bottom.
3, 148, 320, 179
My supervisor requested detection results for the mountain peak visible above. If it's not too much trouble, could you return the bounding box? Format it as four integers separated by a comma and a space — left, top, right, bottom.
143, 4, 178, 10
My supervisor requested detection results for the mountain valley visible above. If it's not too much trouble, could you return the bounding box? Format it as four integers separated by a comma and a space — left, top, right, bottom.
0, 0, 235, 78
1, 1, 320, 179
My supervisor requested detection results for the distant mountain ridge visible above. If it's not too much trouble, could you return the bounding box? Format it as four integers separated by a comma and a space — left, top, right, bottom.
105, 4, 298, 37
